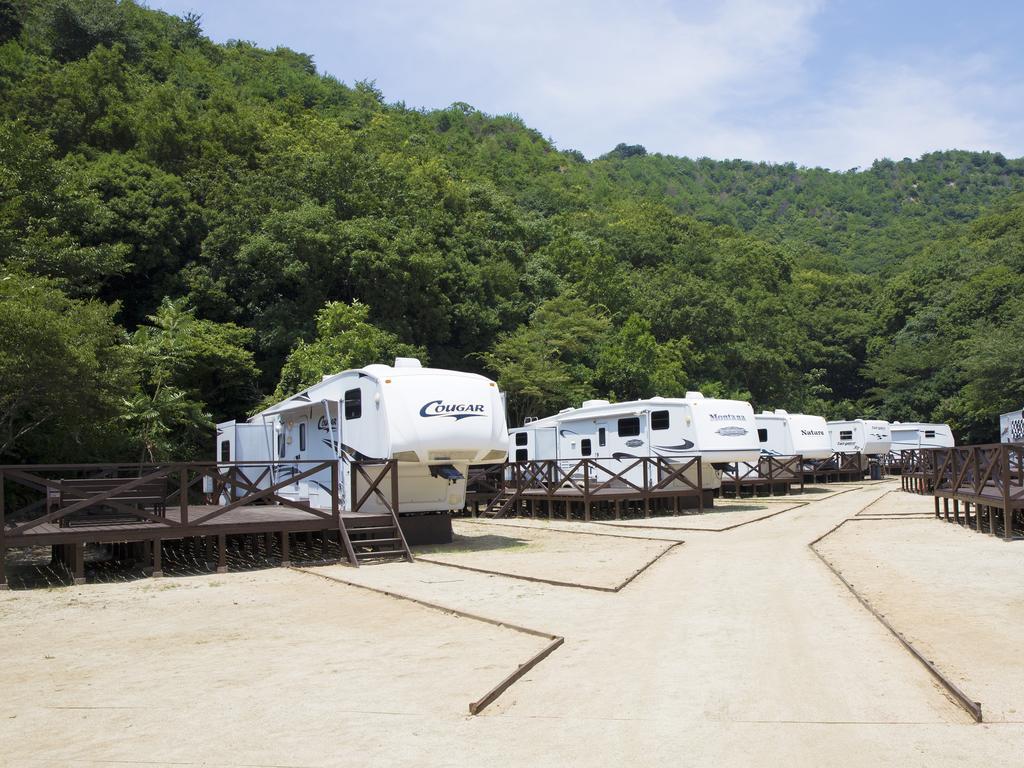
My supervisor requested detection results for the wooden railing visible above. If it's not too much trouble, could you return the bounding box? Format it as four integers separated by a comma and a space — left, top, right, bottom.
720, 455, 804, 495
350, 460, 400, 518
477, 457, 704, 519
925, 444, 1024, 539
0, 461, 339, 534
465, 464, 503, 495
929, 444, 1024, 503
897, 449, 941, 493
0, 459, 401, 539
800, 452, 866, 480
507, 456, 702, 496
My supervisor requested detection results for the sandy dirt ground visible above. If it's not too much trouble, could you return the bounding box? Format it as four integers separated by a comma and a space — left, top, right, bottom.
816, 491, 1024, 722
596, 499, 805, 531
415, 520, 674, 589
3, 479, 1024, 766
0, 569, 546, 766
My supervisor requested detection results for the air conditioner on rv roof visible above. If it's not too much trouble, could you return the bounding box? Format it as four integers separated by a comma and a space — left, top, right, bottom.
394, 357, 422, 368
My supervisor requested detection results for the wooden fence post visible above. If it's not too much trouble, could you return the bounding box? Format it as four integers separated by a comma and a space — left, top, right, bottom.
1003, 445, 1013, 540
642, 460, 650, 518
390, 460, 400, 516
332, 460, 340, 520
583, 460, 591, 522
697, 460, 704, 515
179, 466, 188, 525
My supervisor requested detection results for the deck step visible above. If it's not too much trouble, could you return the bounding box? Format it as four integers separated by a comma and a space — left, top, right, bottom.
346, 525, 397, 534
353, 537, 401, 546
481, 494, 517, 518
356, 549, 408, 559
336, 464, 413, 566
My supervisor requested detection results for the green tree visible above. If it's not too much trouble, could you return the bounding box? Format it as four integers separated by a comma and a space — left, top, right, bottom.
6, 0, 1024, 462
124, 297, 258, 459
483, 296, 610, 425
272, 300, 425, 400
0, 269, 134, 461
0, 0, 23, 44
941, 300, 1024, 442
594, 314, 689, 400
0, 119, 129, 293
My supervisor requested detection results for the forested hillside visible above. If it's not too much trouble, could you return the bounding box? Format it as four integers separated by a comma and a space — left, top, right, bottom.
2, 0, 1022, 462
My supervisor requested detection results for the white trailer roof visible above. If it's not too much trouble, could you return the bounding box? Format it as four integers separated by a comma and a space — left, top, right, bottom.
523, 393, 714, 428
256, 358, 496, 418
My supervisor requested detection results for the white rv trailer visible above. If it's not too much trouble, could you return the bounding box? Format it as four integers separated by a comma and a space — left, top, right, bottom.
508, 393, 760, 490
889, 422, 955, 452
754, 410, 832, 460
1000, 409, 1024, 443
827, 419, 892, 456
216, 358, 509, 514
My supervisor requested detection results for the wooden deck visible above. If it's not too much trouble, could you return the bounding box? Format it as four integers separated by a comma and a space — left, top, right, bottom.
718, 455, 804, 498
0, 459, 416, 586
799, 452, 868, 484
923, 444, 1024, 539
466, 457, 708, 521
7, 505, 393, 546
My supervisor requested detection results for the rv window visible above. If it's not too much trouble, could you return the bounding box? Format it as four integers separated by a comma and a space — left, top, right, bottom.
618, 417, 640, 437
515, 448, 528, 462
599, 427, 606, 447
925, 430, 935, 438
299, 423, 306, 451
581, 439, 592, 456
220, 440, 230, 462
344, 388, 362, 420
651, 410, 670, 430
515, 432, 528, 446
840, 430, 853, 441
758, 428, 768, 443
277, 432, 285, 458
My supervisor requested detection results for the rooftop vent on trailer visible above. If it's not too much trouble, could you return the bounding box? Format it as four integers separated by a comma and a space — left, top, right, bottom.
394, 357, 422, 368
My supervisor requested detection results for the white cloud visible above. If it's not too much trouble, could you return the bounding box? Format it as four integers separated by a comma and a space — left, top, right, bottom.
331, 0, 825, 156
757, 57, 1018, 170
152, 0, 1024, 168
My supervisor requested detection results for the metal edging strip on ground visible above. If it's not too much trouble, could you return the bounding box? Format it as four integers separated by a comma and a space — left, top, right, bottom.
468, 637, 564, 715
586, 486, 862, 533
808, 517, 984, 723
457, 517, 682, 543
417, 539, 682, 593
290, 565, 564, 715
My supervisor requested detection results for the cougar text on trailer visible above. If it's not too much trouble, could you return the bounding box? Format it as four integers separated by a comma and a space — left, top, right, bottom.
216, 358, 509, 517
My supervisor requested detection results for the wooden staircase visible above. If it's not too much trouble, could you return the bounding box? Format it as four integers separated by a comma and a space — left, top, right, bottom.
340, 513, 414, 565
479, 489, 520, 518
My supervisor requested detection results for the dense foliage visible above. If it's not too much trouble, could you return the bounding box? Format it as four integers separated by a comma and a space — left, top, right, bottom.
1, 0, 1021, 461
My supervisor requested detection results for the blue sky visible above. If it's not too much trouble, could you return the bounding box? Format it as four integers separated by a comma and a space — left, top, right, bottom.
147, 0, 1024, 170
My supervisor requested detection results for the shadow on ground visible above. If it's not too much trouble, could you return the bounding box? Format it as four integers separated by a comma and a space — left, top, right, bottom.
2, 538, 346, 590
